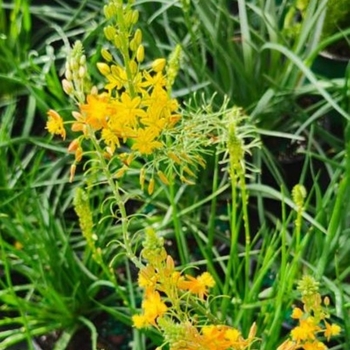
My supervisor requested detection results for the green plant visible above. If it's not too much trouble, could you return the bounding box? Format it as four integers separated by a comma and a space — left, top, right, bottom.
1, 0, 349, 349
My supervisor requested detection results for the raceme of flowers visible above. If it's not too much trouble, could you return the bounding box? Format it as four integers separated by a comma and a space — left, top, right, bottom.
277, 276, 341, 350
46, 53, 181, 186
45, 0, 203, 191
132, 228, 256, 350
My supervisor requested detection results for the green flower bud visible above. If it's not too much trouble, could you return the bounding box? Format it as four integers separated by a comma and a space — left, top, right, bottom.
129, 60, 138, 74
97, 62, 111, 76
113, 34, 122, 49
136, 45, 145, 63
101, 48, 113, 62
292, 184, 307, 209
79, 55, 86, 65
131, 9, 139, 24
134, 28, 142, 47
104, 25, 116, 41
152, 58, 166, 72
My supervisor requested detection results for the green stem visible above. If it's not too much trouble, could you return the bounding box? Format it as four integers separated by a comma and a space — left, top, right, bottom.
239, 169, 251, 320
207, 151, 220, 262
221, 163, 239, 320
168, 175, 189, 266
89, 131, 142, 270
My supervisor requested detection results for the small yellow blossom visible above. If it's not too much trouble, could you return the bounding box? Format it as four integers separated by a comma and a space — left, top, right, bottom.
291, 307, 304, 319
291, 318, 319, 342
132, 314, 148, 329
46, 109, 66, 140
303, 341, 327, 350
131, 128, 163, 155
138, 265, 158, 291
141, 290, 168, 326
101, 127, 120, 153
324, 321, 341, 341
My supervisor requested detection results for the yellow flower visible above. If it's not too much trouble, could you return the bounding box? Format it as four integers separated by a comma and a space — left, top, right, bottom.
101, 127, 120, 153
46, 109, 66, 140
113, 92, 146, 128
291, 318, 319, 342
142, 71, 167, 89
142, 290, 168, 326
143, 86, 179, 123
224, 328, 241, 342
131, 127, 163, 155
104, 64, 127, 91
324, 321, 341, 341
291, 307, 304, 319
303, 341, 327, 350
178, 271, 215, 299
138, 265, 158, 291
132, 314, 148, 329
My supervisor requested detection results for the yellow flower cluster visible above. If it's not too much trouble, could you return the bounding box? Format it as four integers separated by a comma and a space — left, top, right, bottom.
132, 228, 255, 350
278, 276, 341, 350
80, 60, 180, 156
45, 0, 206, 189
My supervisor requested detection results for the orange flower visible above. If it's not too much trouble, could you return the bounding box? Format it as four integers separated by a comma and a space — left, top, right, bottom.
79, 93, 110, 130
178, 271, 215, 299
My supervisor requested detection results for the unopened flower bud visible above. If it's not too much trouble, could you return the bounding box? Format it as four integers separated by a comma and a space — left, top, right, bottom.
292, 184, 307, 210
101, 48, 113, 62
97, 62, 111, 76
157, 170, 169, 185
75, 146, 83, 162
148, 178, 155, 195
65, 69, 72, 81
131, 9, 139, 24
79, 55, 86, 65
69, 163, 76, 183
152, 58, 166, 72
166, 44, 182, 90
136, 45, 145, 63
62, 79, 73, 94
68, 139, 79, 153
134, 29, 142, 47
113, 34, 122, 49
104, 25, 116, 41
129, 60, 138, 74
129, 38, 137, 52
139, 167, 145, 190
104, 3, 117, 19
70, 57, 78, 70
78, 66, 86, 78
124, 10, 133, 27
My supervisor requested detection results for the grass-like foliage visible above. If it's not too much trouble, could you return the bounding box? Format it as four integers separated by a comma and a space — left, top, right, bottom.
1, 0, 350, 349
